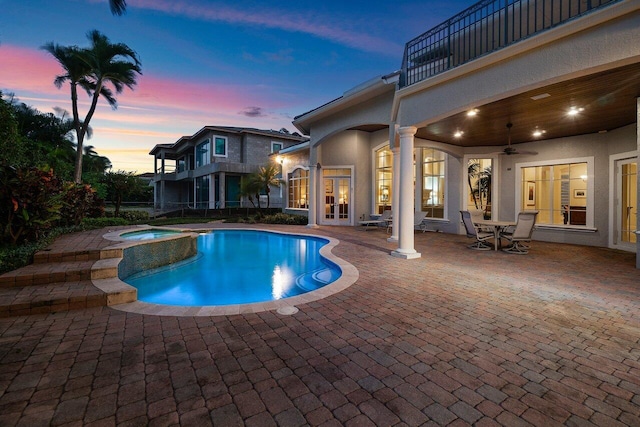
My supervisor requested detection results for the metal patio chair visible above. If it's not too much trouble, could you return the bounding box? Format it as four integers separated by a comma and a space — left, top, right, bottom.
460, 210, 493, 250
500, 211, 538, 254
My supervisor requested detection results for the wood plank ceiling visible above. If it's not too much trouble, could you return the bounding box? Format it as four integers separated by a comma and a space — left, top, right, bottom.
415, 62, 640, 147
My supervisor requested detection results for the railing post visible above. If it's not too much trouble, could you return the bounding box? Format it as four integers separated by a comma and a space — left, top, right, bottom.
446, 20, 451, 70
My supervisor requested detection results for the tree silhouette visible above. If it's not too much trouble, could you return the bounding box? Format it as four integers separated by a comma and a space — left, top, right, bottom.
42, 30, 141, 183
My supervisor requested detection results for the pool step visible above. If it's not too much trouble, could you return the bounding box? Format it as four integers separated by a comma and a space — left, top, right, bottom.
295, 267, 340, 293
0, 260, 95, 288
0, 280, 109, 317
0, 247, 134, 317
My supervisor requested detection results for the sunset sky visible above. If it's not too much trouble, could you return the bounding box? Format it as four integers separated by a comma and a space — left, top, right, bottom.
1, 0, 475, 173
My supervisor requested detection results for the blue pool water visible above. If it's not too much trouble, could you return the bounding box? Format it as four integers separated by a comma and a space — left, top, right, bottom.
120, 229, 180, 240
124, 230, 342, 306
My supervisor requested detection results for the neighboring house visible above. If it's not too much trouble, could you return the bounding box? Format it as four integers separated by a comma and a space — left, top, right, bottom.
279, 0, 640, 268
150, 127, 307, 210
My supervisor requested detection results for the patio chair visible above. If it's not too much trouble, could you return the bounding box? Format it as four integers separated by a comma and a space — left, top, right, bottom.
500, 211, 538, 254
414, 211, 431, 232
359, 209, 392, 230
469, 208, 491, 232
460, 210, 493, 250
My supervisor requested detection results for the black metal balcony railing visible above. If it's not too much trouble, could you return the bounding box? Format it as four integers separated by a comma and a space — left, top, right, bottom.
400, 0, 621, 87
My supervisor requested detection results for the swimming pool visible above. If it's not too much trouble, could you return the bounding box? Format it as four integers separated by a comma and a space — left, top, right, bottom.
124, 230, 342, 306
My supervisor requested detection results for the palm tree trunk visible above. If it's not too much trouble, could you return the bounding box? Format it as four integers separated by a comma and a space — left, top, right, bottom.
468, 175, 479, 209
73, 81, 102, 184
70, 82, 84, 184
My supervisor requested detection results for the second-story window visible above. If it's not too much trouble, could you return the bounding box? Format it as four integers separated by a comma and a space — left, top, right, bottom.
177, 157, 186, 173
214, 136, 227, 157
195, 139, 210, 168
271, 142, 283, 153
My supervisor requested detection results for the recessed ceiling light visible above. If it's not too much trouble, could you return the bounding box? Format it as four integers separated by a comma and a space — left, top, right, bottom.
531, 93, 551, 100
454, 130, 464, 138
466, 109, 479, 117
532, 129, 546, 137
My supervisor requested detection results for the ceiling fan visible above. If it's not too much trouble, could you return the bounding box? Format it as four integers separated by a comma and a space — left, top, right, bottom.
497, 122, 538, 155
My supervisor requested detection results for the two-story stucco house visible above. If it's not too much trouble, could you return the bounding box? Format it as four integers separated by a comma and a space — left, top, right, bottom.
150, 126, 307, 210
278, 0, 640, 268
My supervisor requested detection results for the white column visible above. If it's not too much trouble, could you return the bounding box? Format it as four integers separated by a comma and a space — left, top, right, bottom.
307, 143, 319, 228
391, 126, 421, 259
388, 124, 400, 243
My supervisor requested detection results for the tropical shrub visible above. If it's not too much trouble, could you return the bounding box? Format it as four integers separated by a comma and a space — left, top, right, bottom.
0, 165, 64, 245
81, 217, 128, 228
260, 213, 307, 225
117, 210, 149, 222
59, 183, 105, 226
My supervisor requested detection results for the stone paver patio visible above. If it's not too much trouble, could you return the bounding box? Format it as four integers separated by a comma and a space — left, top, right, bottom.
0, 224, 639, 426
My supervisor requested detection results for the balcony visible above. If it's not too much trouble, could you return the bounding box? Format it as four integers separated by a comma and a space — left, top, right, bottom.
400, 0, 621, 87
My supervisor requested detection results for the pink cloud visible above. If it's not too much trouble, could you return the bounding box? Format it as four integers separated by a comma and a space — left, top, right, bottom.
1, 44, 292, 124
128, 75, 267, 112
0, 44, 298, 173
129, 0, 402, 55
0, 45, 68, 96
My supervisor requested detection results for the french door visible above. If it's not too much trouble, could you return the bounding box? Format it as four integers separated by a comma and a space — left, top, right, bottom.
322, 168, 352, 225
615, 158, 637, 252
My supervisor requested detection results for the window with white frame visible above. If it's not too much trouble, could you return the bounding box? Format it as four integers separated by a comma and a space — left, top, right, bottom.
271, 142, 283, 153
375, 146, 393, 214
214, 136, 227, 157
467, 158, 492, 219
288, 168, 309, 209
195, 139, 210, 168
520, 161, 590, 226
421, 148, 445, 219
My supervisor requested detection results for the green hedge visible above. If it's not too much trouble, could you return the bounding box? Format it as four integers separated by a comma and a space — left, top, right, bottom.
259, 213, 308, 225
105, 210, 150, 222
81, 217, 129, 228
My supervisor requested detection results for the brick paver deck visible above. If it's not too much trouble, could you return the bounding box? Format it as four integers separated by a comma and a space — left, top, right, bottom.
0, 224, 638, 426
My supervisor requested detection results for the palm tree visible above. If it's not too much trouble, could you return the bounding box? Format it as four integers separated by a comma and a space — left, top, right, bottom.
42, 30, 141, 183
239, 175, 264, 209
254, 163, 283, 208
83, 145, 112, 174
468, 160, 480, 209
109, 0, 127, 15
478, 165, 492, 218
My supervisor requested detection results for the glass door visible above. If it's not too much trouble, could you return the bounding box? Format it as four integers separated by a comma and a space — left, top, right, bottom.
322, 169, 351, 225
616, 158, 637, 252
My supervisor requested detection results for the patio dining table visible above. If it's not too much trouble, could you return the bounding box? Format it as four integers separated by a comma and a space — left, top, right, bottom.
474, 219, 516, 251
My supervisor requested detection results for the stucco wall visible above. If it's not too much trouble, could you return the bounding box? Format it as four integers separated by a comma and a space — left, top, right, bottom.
310, 91, 395, 146
318, 130, 387, 223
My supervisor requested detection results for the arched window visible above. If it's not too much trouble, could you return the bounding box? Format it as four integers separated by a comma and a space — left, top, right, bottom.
288, 168, 309, 209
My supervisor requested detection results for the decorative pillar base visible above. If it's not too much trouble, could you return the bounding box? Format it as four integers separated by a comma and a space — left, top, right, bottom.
390, 250, 421, 259
386, 236, 398, 243
306, 224, 319, 229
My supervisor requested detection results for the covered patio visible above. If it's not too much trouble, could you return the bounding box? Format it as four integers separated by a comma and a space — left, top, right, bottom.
1, 224, 638, 425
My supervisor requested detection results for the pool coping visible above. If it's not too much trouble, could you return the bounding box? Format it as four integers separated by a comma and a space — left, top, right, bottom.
96, 226, 359, 316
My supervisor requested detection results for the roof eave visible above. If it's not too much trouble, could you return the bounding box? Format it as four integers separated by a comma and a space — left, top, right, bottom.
293, 72, 399, 135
